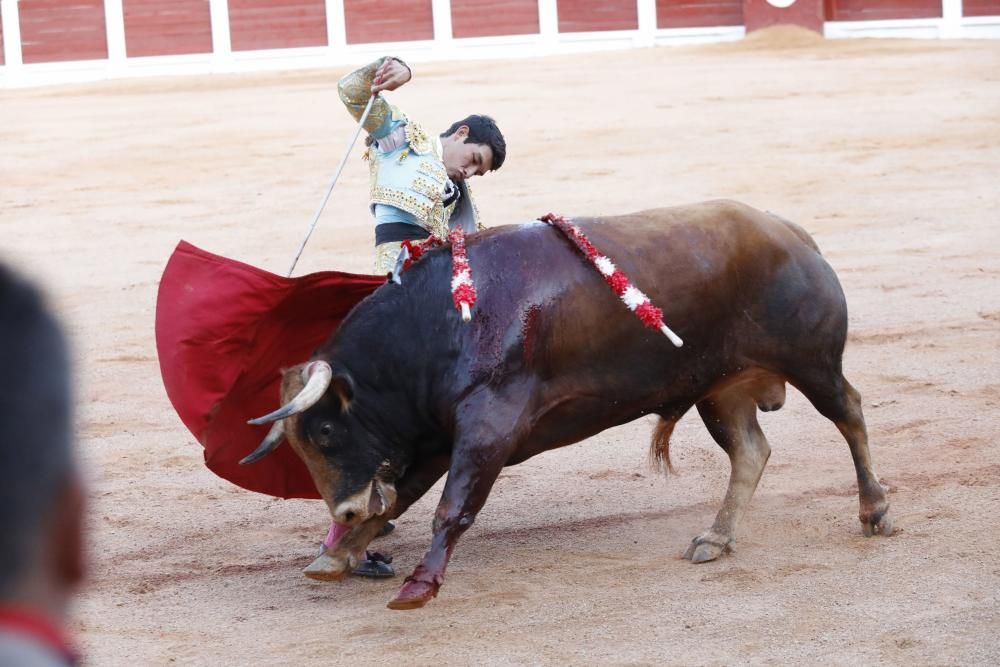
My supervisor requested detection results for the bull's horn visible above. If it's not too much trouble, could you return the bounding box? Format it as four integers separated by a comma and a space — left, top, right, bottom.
239, 420, 285, 465
247, 361, 333, 425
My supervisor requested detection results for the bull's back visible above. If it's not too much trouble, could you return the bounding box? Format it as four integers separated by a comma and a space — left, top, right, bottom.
466, 200, 845, 408
579, 200, 822, 277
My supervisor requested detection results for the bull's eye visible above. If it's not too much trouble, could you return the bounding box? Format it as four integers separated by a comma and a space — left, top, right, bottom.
319, 423, 333, 437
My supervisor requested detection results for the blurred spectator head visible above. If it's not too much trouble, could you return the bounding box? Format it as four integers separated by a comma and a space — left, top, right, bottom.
0, 264, 84, 617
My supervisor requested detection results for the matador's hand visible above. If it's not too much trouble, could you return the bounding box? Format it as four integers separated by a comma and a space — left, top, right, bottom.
372, 57, 412, 95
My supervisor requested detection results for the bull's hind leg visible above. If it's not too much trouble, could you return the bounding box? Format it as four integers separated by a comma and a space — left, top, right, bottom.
685, 385, 772, 563
792, 373, 893, 537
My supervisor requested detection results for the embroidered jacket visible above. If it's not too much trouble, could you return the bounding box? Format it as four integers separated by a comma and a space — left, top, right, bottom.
337, 58, 480, 241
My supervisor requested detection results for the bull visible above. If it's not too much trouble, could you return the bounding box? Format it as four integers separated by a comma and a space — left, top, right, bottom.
243, 200, 893, 610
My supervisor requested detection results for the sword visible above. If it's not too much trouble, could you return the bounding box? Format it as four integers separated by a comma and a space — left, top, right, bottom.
287, 94, 377, 277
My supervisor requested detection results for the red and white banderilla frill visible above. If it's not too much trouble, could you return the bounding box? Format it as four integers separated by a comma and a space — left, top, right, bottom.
396, 215, 682, 346
397, 227, 475, 322
540, 213, 684, 347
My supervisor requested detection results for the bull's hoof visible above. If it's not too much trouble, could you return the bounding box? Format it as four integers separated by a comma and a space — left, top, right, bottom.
386, 579, 437, 610
683, 531, 732, 563
303, 551, 350, 581
860, 509, 894, 537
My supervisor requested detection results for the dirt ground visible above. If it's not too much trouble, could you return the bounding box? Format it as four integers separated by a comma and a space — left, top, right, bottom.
2, 28, 999, 666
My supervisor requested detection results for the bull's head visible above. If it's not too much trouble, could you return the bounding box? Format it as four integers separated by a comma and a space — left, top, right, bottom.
242, 361, 398, 526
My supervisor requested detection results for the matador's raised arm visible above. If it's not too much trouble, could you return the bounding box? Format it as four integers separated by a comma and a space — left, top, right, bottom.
337, 57, 409, 139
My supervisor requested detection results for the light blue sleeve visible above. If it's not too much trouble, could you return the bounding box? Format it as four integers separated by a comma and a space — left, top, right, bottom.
370, 116, 406, 141
374, 204, 421, 226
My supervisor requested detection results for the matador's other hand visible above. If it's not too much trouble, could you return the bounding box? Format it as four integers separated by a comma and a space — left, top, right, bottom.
372, 57, 412, 95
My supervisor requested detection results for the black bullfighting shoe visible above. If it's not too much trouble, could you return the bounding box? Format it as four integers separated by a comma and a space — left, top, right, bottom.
352, 551, 394, 578
376, 521, 396, 538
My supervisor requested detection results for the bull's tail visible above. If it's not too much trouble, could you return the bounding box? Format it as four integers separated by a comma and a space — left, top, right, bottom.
649, 417, 676, 475
768, 211, 821, 254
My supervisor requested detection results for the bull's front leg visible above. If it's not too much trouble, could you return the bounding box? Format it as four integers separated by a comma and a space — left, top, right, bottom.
386, 449, 509, 610
388, 396, 531, 609
303, 454, 451, 581
387, 393, 529, 610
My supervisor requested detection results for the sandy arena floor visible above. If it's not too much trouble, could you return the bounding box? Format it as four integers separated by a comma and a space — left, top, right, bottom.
1, 28, 999, 666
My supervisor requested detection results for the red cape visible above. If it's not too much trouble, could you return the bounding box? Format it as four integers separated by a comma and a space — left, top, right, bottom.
155, 241, 383, 499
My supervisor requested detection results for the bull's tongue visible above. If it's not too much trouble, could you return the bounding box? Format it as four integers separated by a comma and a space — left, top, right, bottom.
322, 521, 351, 550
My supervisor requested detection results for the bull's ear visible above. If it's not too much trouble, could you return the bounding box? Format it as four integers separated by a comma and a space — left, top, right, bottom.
330, 365, 355, 413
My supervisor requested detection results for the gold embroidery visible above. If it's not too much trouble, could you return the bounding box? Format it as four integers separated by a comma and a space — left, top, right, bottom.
337, 59, 405, 135
405, 121, 433, 155
371, 187, 434, 223
417, 160, 447, 184
374, 242, 404, 275
337, 65, 372, 108
367, 150, 379, 189
429, 203, 450, 240
366, 102, 392, 135
411, 177, 443, 202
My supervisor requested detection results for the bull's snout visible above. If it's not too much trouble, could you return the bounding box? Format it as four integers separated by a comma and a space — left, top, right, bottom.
331, 503, 367, 526
330, 479, 396, 526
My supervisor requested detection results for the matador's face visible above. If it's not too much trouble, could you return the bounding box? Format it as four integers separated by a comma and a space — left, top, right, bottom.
440, 126, 494, 182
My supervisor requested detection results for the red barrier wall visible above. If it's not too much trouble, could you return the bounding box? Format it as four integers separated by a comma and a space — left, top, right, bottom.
19, 0, 108, 64
964, 0, 1000, 15
5, 1, 996, 72
657, 0, 744, 27
344, 0, 434, 44
746, 0, 823, 31
229, 0, 327, 51
557, 0, 639, 32
123, 0, 212, 57
451, 0, 540, 37
824, 0, 942, 19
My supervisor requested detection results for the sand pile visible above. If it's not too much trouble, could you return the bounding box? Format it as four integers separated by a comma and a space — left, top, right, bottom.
742, 25, 828, 49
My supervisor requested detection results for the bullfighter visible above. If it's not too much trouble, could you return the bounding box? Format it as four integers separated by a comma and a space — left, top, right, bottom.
326, 55, 508, 577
